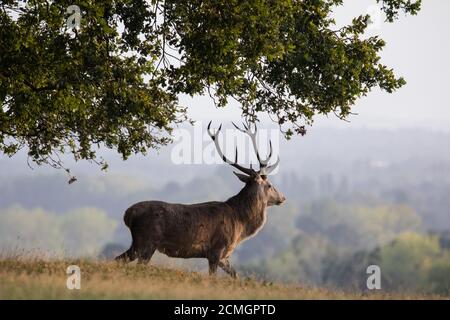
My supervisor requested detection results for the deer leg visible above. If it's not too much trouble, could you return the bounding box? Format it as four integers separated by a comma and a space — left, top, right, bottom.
207, 251, 221, 276
115, 248, 131, 262
137, 245, 156, 265
208, 259, 219, 275
219, 259, 238, 279
115, 245, 137, 262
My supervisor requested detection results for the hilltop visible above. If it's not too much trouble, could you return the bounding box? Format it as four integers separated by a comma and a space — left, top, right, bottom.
0, 258, 441, 299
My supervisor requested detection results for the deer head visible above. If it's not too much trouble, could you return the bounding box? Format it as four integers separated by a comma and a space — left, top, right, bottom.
208, 121, 286, 207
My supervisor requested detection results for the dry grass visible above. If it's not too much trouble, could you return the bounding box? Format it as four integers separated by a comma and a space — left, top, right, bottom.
0, 258, 444, 300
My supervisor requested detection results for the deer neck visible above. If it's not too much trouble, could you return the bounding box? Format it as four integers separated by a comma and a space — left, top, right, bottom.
226, 185, 268, 239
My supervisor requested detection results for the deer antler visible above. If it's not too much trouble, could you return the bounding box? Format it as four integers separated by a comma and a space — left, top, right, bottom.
207, 121, 256, 176
231, 122, 272, 167
231, 122, 279, 176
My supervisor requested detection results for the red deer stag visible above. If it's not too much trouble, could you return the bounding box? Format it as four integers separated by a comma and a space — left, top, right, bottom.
115, 121, 286, 278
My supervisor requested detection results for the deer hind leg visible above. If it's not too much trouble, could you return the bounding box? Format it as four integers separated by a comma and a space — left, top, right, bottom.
137, 245, 156, 265
115, 245, 137, 262
219, 259, 238, 279
207, 250, 222, 276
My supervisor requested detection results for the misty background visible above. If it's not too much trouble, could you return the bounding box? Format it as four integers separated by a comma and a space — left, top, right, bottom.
1, 1, 450, 294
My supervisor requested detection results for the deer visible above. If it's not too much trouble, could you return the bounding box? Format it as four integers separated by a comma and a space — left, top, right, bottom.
115, 121, 286, 278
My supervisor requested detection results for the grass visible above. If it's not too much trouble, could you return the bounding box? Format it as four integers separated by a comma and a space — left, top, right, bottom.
0, 258, 445, 299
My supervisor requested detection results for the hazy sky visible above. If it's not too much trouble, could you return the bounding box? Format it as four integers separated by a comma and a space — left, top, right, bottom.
184, 0, 450, 131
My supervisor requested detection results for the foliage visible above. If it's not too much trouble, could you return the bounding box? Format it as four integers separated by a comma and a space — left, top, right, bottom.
247, 199, 450, 295
426, 254, 450, 295
379, 232, 440, 291
0, 205, 117, 257
321, 232, 448, 294
0, 0, 421, 169
297, 201, 422, 250
59, 207, 118, 256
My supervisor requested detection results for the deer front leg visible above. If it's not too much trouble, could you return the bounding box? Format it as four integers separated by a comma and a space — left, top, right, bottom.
207, 251, 220, 276
219, 259, 238, 279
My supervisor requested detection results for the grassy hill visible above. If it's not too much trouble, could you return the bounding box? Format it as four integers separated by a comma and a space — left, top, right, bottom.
0, 258, 443, 299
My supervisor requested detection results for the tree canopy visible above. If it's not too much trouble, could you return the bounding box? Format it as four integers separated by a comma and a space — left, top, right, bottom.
0, 0, 421, 170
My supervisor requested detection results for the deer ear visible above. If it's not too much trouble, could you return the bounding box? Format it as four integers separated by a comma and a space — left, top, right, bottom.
233, 171, 251, 183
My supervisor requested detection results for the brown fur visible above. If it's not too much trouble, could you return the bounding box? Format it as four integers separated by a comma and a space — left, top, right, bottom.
115, 175, 285, 278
